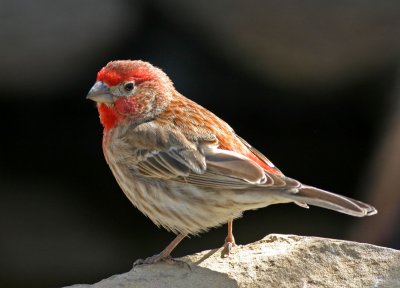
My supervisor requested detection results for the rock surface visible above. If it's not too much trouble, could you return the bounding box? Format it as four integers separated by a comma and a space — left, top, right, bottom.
66, 234, 400, 288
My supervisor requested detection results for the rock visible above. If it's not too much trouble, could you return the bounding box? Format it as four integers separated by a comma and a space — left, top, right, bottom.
65, 234, 400, 288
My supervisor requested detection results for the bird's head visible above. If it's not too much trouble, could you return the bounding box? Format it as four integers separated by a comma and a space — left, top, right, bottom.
87, 60, 174, 130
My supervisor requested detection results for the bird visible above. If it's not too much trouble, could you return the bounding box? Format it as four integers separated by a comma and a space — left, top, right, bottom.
86, 60, 377, 265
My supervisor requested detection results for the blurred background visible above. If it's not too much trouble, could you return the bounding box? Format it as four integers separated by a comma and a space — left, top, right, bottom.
1, 0, 400, 287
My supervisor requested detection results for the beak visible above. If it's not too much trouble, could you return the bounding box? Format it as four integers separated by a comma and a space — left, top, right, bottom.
86, 81, 114, 104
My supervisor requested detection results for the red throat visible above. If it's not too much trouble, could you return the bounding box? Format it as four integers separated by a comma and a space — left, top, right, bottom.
97, 104, 122, 131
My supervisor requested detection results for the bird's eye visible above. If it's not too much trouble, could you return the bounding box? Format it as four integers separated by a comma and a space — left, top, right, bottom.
123, 82, 134, 92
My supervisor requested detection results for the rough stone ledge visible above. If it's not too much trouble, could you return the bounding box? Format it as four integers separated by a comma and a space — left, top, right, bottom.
65, 234, 400, 288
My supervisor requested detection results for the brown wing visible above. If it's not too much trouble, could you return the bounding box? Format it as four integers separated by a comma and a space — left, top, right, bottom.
115, 121, 300, 190
158, 93, 284, 176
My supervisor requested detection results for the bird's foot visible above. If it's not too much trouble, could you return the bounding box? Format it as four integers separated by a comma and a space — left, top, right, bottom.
221, 236, 236, 258
133, 253, 190, 269
133, 253, 169, 266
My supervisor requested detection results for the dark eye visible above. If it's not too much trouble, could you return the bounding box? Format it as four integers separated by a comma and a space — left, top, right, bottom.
124, 82, 134, 92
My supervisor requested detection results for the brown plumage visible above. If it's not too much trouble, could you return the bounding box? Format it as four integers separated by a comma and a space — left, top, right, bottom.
87, 60, 377, 264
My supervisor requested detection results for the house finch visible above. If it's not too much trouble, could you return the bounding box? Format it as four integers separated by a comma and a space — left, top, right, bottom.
87, 60, 377, 264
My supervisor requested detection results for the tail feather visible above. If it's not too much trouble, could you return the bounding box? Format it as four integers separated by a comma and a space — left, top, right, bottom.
288, 185, 377, 217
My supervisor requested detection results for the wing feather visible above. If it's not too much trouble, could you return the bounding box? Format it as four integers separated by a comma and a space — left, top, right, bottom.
115, 121, 299, 191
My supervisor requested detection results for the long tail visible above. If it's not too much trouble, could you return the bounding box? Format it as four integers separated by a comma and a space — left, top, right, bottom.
287, 185, 377, 217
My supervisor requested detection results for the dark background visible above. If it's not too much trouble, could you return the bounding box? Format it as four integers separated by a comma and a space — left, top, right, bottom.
1, 1, 400, 287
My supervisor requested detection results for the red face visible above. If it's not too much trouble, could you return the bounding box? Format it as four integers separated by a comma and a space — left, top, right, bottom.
87, 60, 173, 130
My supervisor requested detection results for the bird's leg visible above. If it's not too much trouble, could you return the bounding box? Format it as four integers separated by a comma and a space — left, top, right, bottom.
134, 233, 187, 266
221, 219, 236, 257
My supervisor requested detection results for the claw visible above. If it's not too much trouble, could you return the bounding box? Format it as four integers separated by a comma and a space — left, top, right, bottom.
133, 253, 191, 270
133, 233, 188, 268
133, 252, 167, 266
221, 236, 236, 258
